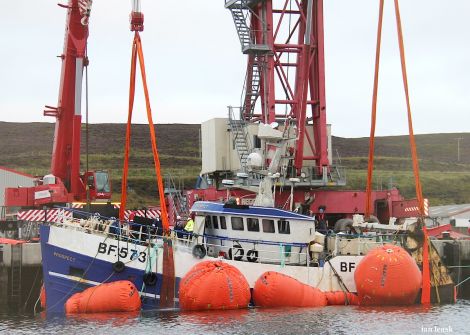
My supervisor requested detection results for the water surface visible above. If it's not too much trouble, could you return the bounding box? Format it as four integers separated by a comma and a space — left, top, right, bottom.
1, 300, 468, 334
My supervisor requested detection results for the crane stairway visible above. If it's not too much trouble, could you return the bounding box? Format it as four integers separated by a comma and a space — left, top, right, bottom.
225, 0, 270, 54
228, 107, 252, 172
165, 174, 190, 220
243, 56, 262, 119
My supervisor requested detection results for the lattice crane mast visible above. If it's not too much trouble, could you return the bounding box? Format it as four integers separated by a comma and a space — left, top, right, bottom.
226, 0, 332, 183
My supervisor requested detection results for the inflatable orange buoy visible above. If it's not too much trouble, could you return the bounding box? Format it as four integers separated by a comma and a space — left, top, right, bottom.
65, 280, 141, 314
179, 260, 250, 311
354, 244, 422, 306
40, 285, 46, 309
253, 271, 327, 308
325, 291, 359, 306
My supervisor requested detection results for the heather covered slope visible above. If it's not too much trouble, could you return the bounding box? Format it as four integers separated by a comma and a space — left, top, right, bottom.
1, 122, 469, 206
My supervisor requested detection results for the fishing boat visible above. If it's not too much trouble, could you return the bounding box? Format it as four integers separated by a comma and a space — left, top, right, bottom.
40, 200, 415, 314
37, 0, 456, 314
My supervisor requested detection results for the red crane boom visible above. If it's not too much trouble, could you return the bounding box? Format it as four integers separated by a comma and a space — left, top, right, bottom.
46, 0, 89, 197
5, 0, 111, 207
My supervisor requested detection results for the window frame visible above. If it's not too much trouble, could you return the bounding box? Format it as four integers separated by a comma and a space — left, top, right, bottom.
204, 215, 212, 229
277, 219, 291, 234
262, 219, 275, 233
219, 216, 227, 229
211, 215, 219, 229
247, 217, 260, 232
231, 216, 244, 231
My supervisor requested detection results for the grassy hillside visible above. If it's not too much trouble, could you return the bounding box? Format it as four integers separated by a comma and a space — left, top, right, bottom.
1, 122, 469, 206
0, 122, 201, 206
333, 134, 470, 205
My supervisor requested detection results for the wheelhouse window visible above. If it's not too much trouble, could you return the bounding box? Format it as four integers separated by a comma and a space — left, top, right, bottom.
95, 171, 111, 193
262, 219, 275, 233
231, 217, 244, 231
278, 220, 290, 234
205, 215, 211, 229
220, 216, 227, 229
211, 216, 219, 229
247, 218, 260, 232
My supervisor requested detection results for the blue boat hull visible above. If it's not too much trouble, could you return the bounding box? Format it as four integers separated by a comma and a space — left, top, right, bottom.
40, 225, 180, 314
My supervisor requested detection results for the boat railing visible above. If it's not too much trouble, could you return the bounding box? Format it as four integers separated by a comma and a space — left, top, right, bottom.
54, 216, 161, 243
328, 232, 407, 256
51, 216, 311, 266
47, 207, 168, 245
48, 208, 412, 265
174, 229, 310, 266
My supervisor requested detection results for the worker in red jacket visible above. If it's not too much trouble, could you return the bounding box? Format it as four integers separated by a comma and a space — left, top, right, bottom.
316, 206, 327, 234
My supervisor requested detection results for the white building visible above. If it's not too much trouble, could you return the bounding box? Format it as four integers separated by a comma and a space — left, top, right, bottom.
429, 204, 470, 228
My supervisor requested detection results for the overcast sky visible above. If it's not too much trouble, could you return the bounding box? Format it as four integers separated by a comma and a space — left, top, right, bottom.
0, 1, 468, 138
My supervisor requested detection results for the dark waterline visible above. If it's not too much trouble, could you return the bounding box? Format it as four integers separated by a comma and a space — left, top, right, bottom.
1, 300, 468, 335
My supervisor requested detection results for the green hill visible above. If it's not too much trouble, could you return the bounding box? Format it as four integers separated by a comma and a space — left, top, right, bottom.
332, 134, 470, 205
1, 122, 469, 206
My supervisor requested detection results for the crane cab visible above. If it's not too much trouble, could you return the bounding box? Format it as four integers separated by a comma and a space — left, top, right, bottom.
82, 170, 112, 201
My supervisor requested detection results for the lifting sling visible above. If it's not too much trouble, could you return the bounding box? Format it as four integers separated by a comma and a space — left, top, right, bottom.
120, 31, 175, 308
365, 0, 431, 304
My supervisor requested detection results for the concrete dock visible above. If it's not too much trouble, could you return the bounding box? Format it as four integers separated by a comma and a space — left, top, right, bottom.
0, 241, 42, 313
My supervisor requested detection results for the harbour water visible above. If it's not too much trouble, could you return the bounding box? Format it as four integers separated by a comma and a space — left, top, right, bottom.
1, 300, 468, 334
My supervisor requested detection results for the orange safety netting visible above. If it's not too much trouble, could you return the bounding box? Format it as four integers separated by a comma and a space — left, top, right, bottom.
365, 0, 430, 304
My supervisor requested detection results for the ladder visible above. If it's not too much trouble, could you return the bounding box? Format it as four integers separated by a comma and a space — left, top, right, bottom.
9, 244, 22, 309
228, 107, 252, 171
225, 0, 270, 54
21, 221, 34, 240
164, 175, 189, 220
242, 55, 262, 119
226, 1, 268, 122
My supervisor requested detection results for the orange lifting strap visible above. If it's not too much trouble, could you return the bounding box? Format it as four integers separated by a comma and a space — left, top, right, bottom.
365, 0, 430, 304
119, 33, 169, 233
120, 32, 175, 307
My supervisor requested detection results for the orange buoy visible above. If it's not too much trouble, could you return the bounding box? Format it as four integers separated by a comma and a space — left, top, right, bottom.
253, 271, 327, 308
65, 280, 141, 314
40, 285, 46, 309
325, 291, 359, 306
179, 260, 251, 311
354, 244, 422, 306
